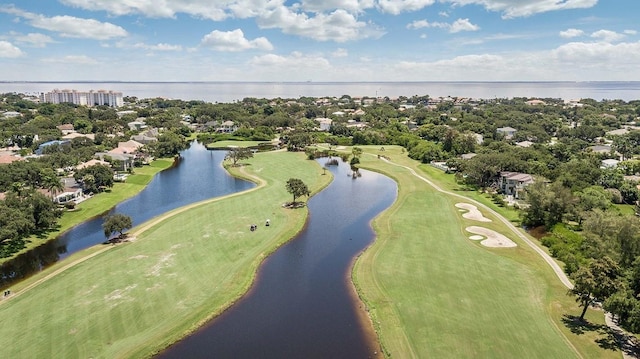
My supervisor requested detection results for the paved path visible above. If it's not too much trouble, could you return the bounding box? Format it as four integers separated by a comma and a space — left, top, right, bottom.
376, 155, 638, 359
1, 164, 264, 305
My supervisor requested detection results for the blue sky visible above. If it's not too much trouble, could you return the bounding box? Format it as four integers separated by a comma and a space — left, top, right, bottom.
0, 0, 638, 81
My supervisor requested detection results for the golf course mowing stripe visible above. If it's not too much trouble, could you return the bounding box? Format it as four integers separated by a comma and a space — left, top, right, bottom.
0, 151, 331, 358
351, 146, 578, 358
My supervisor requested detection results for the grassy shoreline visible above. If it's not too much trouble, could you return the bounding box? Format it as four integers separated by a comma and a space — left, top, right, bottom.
350, 145, 620, 358
0, 146, 624, 358
0, 151, 331, 358
0, 158, 176, 265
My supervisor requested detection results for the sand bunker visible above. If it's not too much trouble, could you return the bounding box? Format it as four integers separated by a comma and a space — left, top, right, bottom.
455, 203, 492, 222
466, 226, 517, 248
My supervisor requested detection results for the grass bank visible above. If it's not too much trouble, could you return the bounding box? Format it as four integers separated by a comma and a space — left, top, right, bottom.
350, 145, 621, 358
0, 159, 175, 265
0, 151, 330, 358
205, 140, 276, 149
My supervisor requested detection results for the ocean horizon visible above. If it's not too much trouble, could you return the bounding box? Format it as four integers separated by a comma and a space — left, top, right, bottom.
2, 81, 639, 103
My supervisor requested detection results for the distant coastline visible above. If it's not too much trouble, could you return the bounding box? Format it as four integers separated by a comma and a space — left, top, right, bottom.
2, 80, 639, 84
2, 81, 639, 103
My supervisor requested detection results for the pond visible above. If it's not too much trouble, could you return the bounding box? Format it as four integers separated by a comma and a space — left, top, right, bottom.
159, 158, 397, 358
0, 142, 254, 288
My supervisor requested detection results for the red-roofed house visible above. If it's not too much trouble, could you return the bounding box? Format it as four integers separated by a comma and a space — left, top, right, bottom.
0, 154, 24, 164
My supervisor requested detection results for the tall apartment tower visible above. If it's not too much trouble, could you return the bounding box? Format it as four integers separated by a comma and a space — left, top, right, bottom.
41, 89, 124, 108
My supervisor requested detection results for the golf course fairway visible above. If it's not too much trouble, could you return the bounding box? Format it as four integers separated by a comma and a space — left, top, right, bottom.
0, 151, 330, 358
0, 146, 623, 358
351, 145, 622, 358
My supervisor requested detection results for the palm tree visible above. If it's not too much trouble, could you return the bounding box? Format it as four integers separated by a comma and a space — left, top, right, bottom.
40, 169, 65, 201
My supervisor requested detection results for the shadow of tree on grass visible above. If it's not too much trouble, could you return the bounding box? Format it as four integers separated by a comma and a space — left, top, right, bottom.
562, 314, 621, 352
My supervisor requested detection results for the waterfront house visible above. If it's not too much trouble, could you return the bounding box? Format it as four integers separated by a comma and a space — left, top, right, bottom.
95, 152, 135, 171
76, 159, 110, 170
217, 121, 238, 133
499, 172, 534, 199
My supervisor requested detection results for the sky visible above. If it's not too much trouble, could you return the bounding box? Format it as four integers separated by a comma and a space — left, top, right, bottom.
0, 0, 639, 82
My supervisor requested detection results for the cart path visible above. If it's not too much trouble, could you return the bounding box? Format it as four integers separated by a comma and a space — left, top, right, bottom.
1, 165, 264, 305
376, 155, 638, 359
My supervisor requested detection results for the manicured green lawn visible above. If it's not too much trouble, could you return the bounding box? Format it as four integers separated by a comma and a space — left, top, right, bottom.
206, 140, 274, 149
0, 152, 329, 358
351, 145, 621, 359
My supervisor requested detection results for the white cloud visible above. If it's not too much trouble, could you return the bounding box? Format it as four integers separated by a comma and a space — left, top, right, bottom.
624, 30, 637, 35
43, 55, 99, 64
201, 29, 273, 51
552, 41, 640, 64
407, 20, 429, 29
257, 7, 383, 42
13, 32, 54, 47
390, 39, 640, 81
0, 41, 24, 57
449, 18, 480, 33
298, 0, 376, 13
60, 0, 230, 20
559, 28, 584, 38
444, 0, 598, 18
332, 48, 349, 57
134, 43, 183, 51
407, 18, 479, 33
0, 5, 127, 40
250, 51, 330, 68
377, 0, 436, 15
591, 29, 625, 43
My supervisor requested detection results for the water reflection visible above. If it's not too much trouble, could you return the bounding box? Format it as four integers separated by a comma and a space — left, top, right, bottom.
159, 158, 397, 359
0, 142, 254, 288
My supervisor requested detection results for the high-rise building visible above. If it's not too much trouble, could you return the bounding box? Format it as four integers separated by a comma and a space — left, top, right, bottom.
41, 89, 124, 108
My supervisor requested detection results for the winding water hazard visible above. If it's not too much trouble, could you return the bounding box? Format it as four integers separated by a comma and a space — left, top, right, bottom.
159, 159, 397, 358
0, 142, 254, 288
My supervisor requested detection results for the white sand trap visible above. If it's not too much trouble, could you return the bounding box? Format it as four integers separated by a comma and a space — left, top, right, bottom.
466, 226, 517, 248
469, 235, 484, 240
455, 203, 492, 222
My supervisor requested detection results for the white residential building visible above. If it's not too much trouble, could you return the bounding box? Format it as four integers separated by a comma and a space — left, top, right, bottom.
41, 89, 124, 108
499, 172, 534, 199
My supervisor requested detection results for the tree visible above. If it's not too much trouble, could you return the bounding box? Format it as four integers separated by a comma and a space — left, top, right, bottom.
74, 164, 113, 193
521, 181, 574, 229
225, 147, 253, 166
40, 168, 64, 200
352, 146, 363, 159
285, 178, 310, 205
574, 186, 611, 224
570, 256, 622, 321
149, 130, 188, 157
102, 213, 133, 240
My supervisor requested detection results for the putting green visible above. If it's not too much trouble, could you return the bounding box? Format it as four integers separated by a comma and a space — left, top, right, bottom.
0, 151, 329, 358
